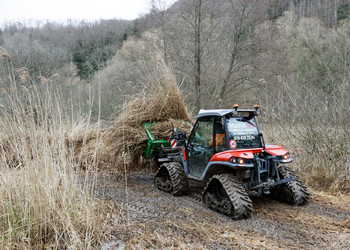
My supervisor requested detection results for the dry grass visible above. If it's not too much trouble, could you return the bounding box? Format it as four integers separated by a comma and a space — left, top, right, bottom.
148, 119, 193, 140
262, 124, 350, 195
0, 80, 111, 248
77, 60, 192, 171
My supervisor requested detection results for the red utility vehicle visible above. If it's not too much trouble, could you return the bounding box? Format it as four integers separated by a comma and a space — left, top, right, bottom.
154, 105, 309, 219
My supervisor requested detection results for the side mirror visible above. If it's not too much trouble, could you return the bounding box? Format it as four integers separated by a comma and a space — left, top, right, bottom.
172, 128, 187, 147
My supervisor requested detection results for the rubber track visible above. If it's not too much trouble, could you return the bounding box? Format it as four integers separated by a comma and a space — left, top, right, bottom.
167, 162, 189, 196
203, 174, 253, 220
155, 162, 189, 196
274, 166, 310, 205
188, 192, 202, 202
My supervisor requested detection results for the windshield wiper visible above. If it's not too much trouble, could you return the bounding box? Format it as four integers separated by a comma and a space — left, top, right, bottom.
245, 120, 256, 127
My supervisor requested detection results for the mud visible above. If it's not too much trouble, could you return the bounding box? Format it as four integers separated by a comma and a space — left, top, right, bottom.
95, 173, 350, 249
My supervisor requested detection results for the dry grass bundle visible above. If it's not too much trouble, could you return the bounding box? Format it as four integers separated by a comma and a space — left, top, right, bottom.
79, 61, 192, 171
110, 67, 191, 125
66, 128, 100, 158
148, 119, 193, 140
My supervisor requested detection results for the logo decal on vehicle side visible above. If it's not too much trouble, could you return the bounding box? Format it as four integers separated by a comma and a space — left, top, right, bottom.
229, 139, 237, 149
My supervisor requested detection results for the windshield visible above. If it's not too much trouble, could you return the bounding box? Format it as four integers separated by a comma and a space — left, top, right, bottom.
226, 117, 261, 149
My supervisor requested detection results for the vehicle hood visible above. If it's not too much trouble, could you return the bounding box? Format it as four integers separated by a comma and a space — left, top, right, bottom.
210, 145, 288, 162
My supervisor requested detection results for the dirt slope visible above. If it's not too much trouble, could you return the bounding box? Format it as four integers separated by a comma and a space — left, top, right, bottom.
96, 173, 350, 249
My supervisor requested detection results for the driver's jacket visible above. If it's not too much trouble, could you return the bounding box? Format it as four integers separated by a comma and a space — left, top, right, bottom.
209, 134, 225, 147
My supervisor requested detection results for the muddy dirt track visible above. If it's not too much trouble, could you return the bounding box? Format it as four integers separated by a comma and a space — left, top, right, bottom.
95, 173, 350, 249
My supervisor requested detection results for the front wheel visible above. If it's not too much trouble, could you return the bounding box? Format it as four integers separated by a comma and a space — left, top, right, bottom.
202, 174, 253, 220
270, 166, 310, 205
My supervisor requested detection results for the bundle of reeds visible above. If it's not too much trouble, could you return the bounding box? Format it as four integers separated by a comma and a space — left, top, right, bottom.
78, 61, 192, 171
148, 119, 193, 140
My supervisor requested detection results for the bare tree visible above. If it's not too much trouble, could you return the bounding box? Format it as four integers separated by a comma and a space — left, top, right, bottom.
217, 0, 265, 106
167, 0, 220, 110
148, 0, 174, 64
193, 0, 203, 109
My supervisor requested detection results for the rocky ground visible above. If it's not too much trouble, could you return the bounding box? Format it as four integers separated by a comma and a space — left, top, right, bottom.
95, 172, 350, 249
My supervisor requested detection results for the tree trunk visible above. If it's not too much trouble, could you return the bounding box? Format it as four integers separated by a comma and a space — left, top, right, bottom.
194, 0, 202, 110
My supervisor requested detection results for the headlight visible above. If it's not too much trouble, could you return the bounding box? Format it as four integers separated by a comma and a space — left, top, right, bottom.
283, 153, 290, 160
230, 158, 246, 164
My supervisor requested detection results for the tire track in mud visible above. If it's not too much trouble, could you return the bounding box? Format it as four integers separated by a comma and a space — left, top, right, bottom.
96, 174, 208, 223
94, 173, 350, 249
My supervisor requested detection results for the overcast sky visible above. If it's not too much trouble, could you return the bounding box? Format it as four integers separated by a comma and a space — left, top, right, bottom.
0, 0, 158, 27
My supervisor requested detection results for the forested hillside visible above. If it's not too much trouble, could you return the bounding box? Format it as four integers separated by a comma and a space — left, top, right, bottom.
0, 0, 349, 248
1, 1, 350, 114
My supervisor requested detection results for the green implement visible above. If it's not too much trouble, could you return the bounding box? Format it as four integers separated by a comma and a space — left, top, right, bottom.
143, 122, 170, 159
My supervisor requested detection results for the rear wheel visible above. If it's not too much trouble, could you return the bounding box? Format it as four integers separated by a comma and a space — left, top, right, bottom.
154, 162, 189, 196
270, 166, 309, 205
154, 165, 173, 193
202, 174, 252, 220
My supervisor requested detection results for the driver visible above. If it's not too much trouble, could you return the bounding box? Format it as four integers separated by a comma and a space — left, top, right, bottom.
209, 122, 225, 147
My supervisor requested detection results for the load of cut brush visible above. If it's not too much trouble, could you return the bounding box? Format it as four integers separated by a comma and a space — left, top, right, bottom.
79, 61, 192, 171
148, 119, 192, 140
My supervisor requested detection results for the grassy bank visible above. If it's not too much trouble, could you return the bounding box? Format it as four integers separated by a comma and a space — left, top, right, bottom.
0, 82, 111, 248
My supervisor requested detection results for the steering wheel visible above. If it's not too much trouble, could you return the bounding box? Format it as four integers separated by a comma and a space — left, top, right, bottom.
190, 145, 207, 158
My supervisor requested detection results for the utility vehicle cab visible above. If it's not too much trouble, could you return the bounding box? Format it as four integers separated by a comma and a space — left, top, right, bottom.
186, 105, 263, 179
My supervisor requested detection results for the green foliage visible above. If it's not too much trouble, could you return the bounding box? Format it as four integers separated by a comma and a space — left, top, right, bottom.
121, 22, 139, 42
0, 20, 131, 81
2, 203, 25, 241
73, 22, 138, 79
73, 34, 116, 79
337, 3, 350, 22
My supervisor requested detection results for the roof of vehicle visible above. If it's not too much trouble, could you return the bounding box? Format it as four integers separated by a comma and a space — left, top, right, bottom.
196, 109, 255, 119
